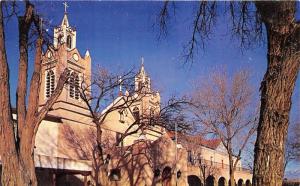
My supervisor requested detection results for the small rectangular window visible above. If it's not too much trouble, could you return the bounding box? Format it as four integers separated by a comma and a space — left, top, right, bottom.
119, 111, 124, 123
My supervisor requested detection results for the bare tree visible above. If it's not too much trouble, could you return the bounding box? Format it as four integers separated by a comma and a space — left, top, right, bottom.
190, 69, 257, 186
78, 65, 190, 186
200, 162, 220, 186
158, 2, 300, 185
176, 130, 222, 185
0, 1, 68, 185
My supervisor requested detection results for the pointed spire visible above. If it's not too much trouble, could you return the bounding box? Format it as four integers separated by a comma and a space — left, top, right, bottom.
61, 2, 69, 27
61, 14, 69, 27
139, 56, 146, 76
135, 56, 151, 92
85, 50, 90, 58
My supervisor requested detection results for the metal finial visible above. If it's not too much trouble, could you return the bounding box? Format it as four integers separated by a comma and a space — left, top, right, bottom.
141, 56, 144, 66
63, 2, 69, 14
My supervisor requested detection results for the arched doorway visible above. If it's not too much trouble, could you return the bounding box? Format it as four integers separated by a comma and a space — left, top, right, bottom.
218, 177, 226, 186
162, 166, 172, 186
188, 175, 202, 186
245, 180, 251, 186
206, 175, 215, 186
238, 179, 243, 186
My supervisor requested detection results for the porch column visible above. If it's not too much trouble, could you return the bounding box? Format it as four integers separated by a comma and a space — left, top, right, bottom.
52, 172, 56, 186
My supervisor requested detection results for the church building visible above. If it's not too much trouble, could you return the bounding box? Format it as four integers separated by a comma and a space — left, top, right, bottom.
28, 8, 252, 186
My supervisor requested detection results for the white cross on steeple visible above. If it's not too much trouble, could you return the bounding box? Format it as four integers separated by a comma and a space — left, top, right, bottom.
63, 2, 69, 14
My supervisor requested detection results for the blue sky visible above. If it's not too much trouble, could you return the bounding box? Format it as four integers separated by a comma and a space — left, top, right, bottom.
4, 1, 299, 178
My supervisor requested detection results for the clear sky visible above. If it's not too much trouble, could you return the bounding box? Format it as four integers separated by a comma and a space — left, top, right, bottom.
4, 1, 299, 178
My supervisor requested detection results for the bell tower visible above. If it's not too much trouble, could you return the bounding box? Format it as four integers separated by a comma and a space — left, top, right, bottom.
135, 57, 151, 93
39, 4, 92, 124
53, 13, 76, 50
131, 58, 161, 125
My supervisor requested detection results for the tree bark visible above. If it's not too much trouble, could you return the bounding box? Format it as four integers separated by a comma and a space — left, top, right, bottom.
0, 2, 69, 185
93, 121, 107, 186
253, 2, 300, 186
228, 152, 235, 186
1, 144, 36, 186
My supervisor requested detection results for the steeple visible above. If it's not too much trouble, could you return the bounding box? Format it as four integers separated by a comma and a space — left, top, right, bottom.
53, 2, 76, 49
61, 14, 69, 27
61, 2, 69, 27
139, 57, 146, 77
135, 57, 151, 92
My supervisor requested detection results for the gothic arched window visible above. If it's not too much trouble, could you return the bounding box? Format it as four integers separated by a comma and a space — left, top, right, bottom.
45, 70, 55, 98
133, 107, 140, 122
69, 72, 80, 100
67, 35, 72, 49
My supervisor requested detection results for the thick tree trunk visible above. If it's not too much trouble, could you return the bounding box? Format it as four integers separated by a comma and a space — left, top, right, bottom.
228, 154, 235, 186
93, 122, 108, 186
0, 119, 37, 186
253, 53, 299, 186
0, 1, 70, 185
253, 2, 300, 186
1, 147, 36, 186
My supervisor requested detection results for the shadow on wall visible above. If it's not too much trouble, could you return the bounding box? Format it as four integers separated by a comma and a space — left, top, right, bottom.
43, 125, 188, 186
113, 139, 155, 186
60, 124, 97, 160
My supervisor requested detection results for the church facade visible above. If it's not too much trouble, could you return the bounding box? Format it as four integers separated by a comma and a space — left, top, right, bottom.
12, 11, 252, 186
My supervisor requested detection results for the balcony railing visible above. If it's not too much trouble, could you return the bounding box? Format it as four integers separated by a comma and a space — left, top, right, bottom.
187, 159, 252, 173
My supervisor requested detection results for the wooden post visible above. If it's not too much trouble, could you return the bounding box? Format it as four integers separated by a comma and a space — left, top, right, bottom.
84, 174, 87, 186
52, 172, 56, 186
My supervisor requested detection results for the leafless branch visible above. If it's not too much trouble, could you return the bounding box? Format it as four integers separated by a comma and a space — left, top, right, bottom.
190, 68, 258, 181
158, 1, 264, 62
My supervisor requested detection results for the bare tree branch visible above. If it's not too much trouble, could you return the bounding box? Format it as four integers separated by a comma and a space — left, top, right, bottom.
190, 68, 257, 186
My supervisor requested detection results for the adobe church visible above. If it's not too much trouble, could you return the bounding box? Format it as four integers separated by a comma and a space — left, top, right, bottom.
30, 9, 252, 186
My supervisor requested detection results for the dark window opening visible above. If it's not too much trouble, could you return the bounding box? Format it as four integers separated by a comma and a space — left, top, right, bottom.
154, 169, 160, 177
119, 111, 124, 123
57, 34, 63, 44
109, 169, 121, 181
67, 35, 72, 49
